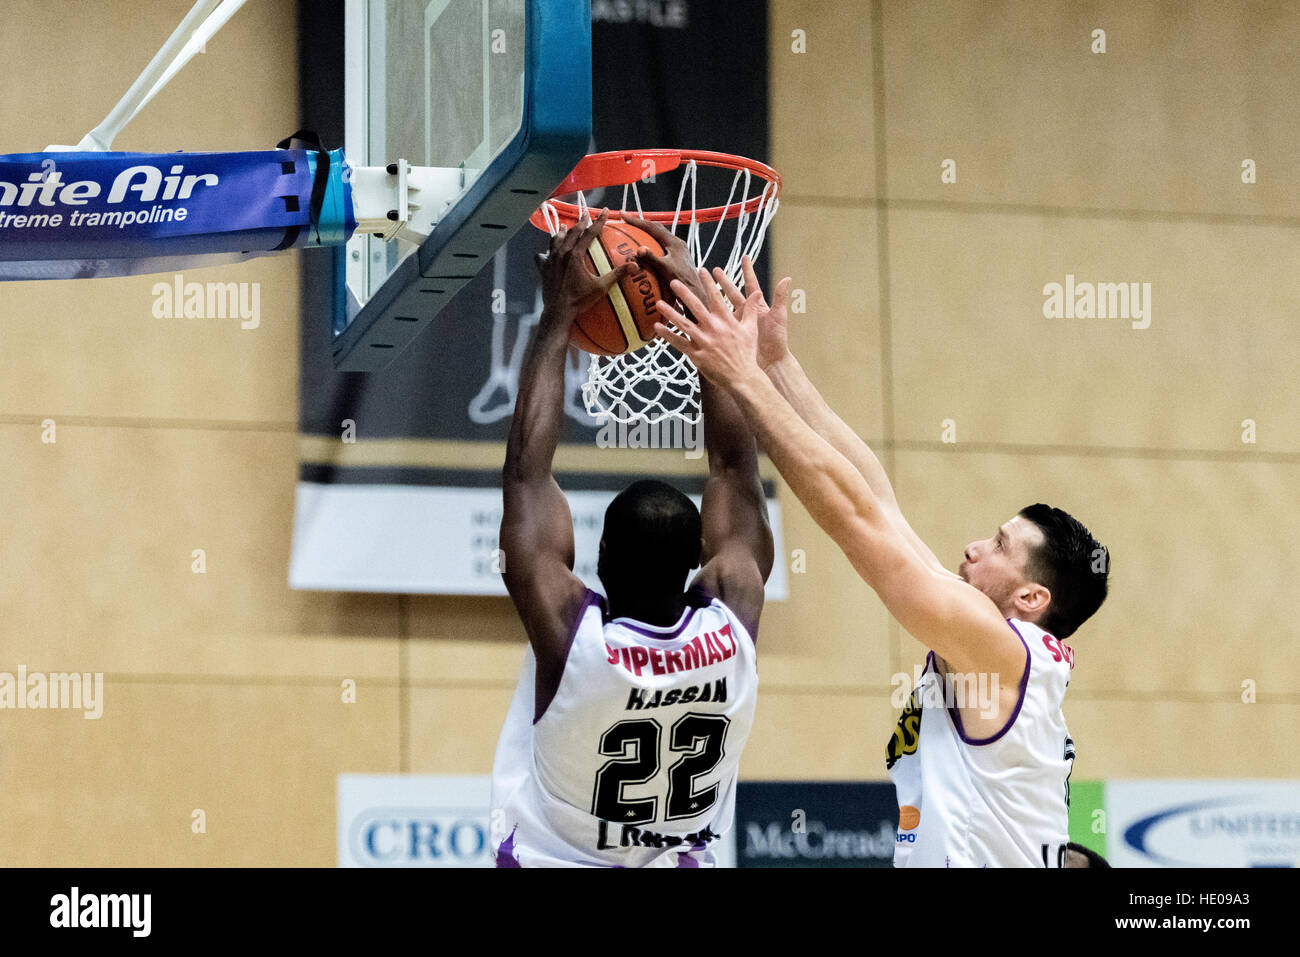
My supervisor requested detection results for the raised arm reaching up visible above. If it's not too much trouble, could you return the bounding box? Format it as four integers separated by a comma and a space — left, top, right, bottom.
500, 211, 630, 692
652, 276, 1024, 682
716, 257, 957, 580
628, 217, 774, 638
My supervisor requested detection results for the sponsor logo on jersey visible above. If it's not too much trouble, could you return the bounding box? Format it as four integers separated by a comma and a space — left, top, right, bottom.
596, 820, 720, 851
885, 685, 923, 771
605, 624, 737, 677
896, 804, 920, 843
1041, 633, 1075, 668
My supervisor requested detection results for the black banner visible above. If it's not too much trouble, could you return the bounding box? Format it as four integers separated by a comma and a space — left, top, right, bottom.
735, 781, 900, 868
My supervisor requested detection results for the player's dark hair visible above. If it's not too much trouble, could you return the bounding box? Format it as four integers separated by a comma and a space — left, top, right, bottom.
1017, 504, 1109, 639
1066, 842, 1112, 868
600, 479, 702, 594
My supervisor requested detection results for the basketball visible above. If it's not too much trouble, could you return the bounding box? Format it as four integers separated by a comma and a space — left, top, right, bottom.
571, 222, 665, 356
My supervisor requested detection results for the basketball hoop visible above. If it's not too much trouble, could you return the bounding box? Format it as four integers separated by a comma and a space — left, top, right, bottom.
531, 149, 781, 427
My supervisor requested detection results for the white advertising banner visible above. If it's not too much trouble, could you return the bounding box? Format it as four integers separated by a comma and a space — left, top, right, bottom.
1106, 779, 1300, 868
338, 774, 494, 868
293, 483, 788, 599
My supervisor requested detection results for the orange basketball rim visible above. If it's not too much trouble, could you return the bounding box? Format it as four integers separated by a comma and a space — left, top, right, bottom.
529, 149, 782, 230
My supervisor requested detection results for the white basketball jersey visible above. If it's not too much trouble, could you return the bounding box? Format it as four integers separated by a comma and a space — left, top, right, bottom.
491, 589, 757, 867
887, 619, 1076, 867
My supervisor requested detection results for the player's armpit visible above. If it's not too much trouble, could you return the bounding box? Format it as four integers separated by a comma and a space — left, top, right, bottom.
690, 541, 767, 641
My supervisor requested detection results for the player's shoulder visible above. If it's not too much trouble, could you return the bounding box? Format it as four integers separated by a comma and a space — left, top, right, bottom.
556, 587, 610, 644
681, 581, 735, 621
1009, 618, 1075, 671
688, 558, 764, 640
684, 584, 757, 647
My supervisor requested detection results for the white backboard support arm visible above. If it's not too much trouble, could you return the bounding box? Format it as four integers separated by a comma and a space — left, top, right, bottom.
46, 0, 250, 152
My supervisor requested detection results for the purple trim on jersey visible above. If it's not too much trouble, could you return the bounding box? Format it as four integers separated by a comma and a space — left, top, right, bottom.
495, 828, 521, 868
945, 621, 1032, 746
532, 589, 601, 725
592, 590, 611, 623
688, 580, 761, 644
683, 587, 714, 610
611, 603, 702, 641
675, 840, 710, 868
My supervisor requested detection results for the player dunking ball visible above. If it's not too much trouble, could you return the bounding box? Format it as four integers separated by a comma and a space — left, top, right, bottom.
490, 212, 774, 867
653, 259, 1109, 868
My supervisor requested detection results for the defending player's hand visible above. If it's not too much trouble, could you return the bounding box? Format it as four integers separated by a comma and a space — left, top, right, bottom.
623, 214, 709, 305
711, 256, 794, 371
534, 209, 632, 324
654, 269, 765, 388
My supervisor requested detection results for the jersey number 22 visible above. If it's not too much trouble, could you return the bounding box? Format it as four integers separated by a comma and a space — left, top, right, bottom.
592, 714, 731, 825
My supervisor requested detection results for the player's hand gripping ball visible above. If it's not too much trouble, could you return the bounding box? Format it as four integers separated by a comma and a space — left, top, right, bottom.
561, 215, 668, 356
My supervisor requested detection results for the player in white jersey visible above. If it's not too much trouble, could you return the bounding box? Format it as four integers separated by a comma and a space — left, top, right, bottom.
653, 260, 1109, 868
491, 212, 774, 868
886, 616, 1076, 866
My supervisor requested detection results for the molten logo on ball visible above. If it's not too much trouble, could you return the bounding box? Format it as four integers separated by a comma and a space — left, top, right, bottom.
572, 222, 666, 356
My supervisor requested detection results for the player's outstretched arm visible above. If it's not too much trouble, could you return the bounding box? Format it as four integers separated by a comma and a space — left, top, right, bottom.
653, 280, 1023, 678
501, 212, 630, 673
691, 373, 773, 638
717, 258, 955, 581
626, 222, 774, 638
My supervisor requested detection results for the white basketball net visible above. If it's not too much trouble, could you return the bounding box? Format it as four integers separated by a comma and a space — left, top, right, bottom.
538, 159, 779, 426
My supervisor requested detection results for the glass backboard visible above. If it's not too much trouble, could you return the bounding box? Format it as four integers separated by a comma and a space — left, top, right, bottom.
334, 0, 590, 371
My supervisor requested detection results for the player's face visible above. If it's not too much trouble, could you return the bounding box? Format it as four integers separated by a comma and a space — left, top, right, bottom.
958, 515, 1041, 607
